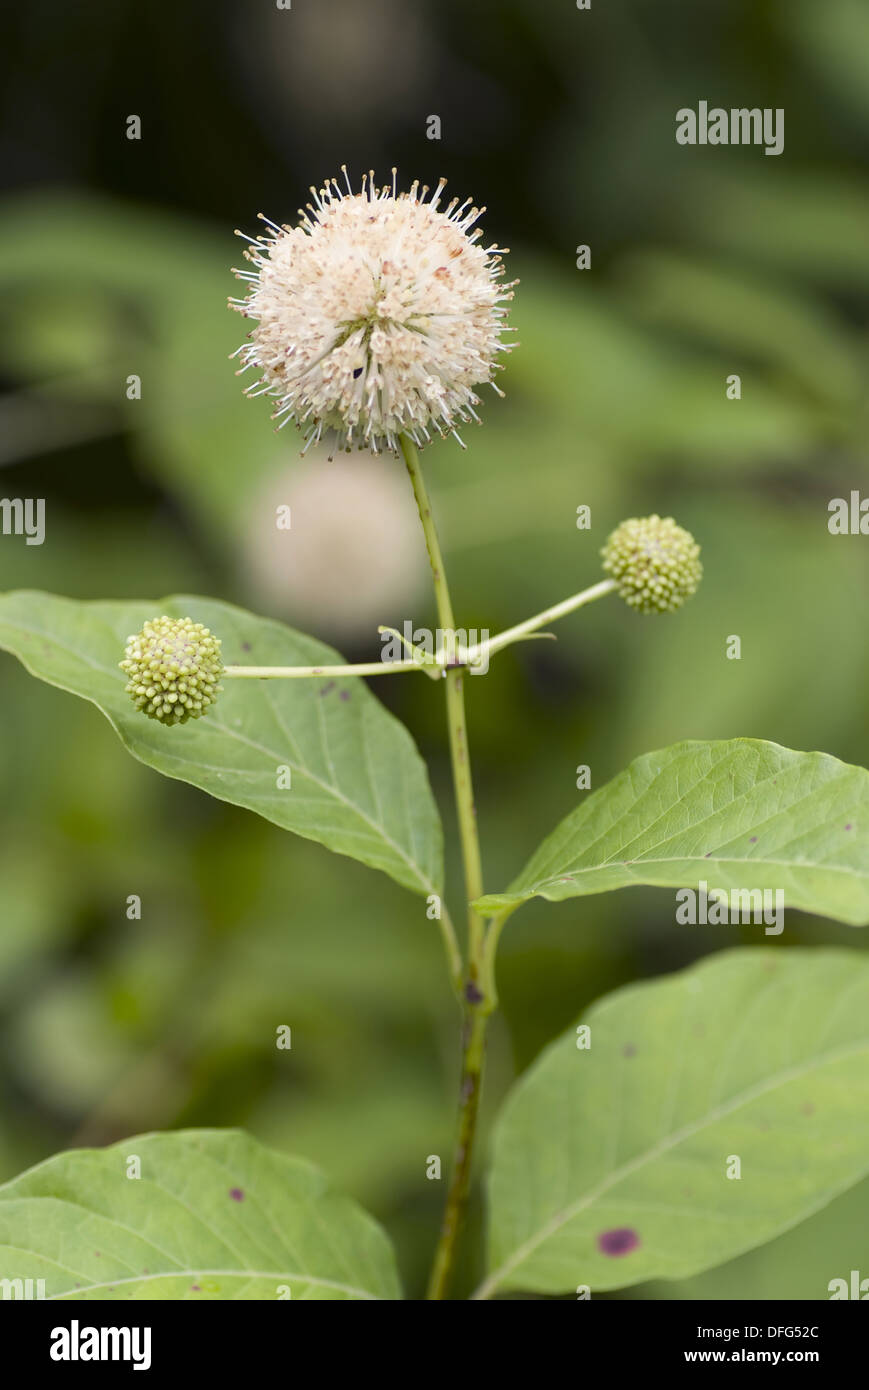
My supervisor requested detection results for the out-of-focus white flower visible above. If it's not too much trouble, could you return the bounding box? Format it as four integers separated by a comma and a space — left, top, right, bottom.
241, 450, 430, 643
229, 171, 516, 455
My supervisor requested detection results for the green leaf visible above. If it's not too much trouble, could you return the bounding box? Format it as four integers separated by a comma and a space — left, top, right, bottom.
478, 948, 869, 1298
476, 738, 869, 925
625, 1172, 869, 1301
0, 591, 442, 898
0, 1129, 400, 1300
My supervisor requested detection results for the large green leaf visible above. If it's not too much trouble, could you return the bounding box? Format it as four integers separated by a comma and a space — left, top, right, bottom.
478, 948, 869, 1298
476, 739, 869, 925
0, 1129, 400, 1299
624, 1172, 869, 1301
0, 591, 442, 897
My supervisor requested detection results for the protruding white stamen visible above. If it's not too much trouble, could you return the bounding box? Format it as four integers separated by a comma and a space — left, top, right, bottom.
230, 170, 516, 454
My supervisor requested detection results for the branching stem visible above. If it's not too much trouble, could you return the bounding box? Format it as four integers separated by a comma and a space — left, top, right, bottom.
223, 660, 424, 679
400, 433, 493, 1301
225, 441, 616, 1298
223, 579, 615, 683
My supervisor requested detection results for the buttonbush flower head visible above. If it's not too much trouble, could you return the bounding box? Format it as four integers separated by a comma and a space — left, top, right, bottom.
243, 450, 428, 640
602, 515, 702, 613
229, 169, 517, 455
120, 617, 223, 725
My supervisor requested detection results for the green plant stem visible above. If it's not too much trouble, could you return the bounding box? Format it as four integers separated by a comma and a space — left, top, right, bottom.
465, 577, 617, 664
400, 433, 492, 1302
437, 903, 464, 1001
223, 660, 425, 679
224, 580, 616, 684
225, 447, 616, 1298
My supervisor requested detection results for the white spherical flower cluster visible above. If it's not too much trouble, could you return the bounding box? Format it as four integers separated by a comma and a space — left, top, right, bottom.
243, 450, 429, 641
229, 170, 517, 455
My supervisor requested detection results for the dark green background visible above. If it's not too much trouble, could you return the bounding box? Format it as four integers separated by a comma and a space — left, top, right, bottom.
0, 0, 867, 1298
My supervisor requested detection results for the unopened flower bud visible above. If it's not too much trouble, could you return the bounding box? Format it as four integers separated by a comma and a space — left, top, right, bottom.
602, 515, 702, 614
120, 616, 223, 725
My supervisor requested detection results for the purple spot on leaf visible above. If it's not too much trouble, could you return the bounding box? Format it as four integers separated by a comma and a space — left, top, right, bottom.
229, 1187, 244, 1202
597, 1228, 640, 1257
704, 852, 712, 859
339, 690, 350, 701
191, 1284, 201, 1291
242, 642, 251, 653
622, 1043, 636, 1058
845, 824, 853, 831
319, 681, 336, 697
749, 836, 758, 843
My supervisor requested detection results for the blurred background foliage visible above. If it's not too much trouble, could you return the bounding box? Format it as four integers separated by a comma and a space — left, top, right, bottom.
0, 0, 867, 1298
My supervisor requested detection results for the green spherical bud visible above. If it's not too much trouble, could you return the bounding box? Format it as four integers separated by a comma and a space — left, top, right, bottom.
601, 515, 702, 614
120, 616, 223, 725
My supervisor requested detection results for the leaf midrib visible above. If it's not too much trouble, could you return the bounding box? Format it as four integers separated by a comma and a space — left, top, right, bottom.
529, 851, 867, 895
43, 1268, 382, 1300
0, 610, 439, 897
520, 749, 855, 892
475, 1031, 869, 1299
